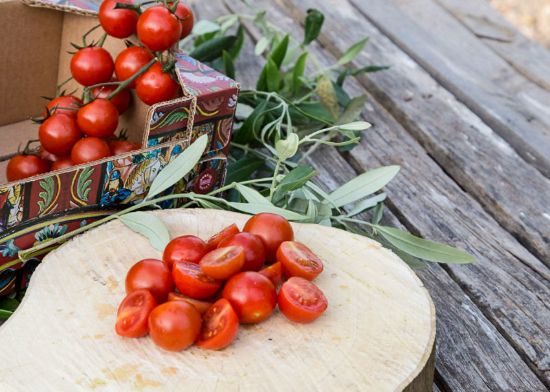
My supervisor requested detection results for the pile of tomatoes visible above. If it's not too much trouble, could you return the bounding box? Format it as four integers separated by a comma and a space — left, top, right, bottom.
115, 213, 328, 351
6, 0, 194, 182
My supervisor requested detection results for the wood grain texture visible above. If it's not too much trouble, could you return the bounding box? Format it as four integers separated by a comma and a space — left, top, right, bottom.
0, 209, 435, 392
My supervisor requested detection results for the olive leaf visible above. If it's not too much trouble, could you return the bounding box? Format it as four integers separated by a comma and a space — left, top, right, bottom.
338, 38, 368, 65
303, 9, 324, 45
292, 52, 308, 95
192, 20, 221, 35
272, 165, 316, 203
235, 184, 269, 204
119, 212, 170, 252
227, 202, 308, 221
190, 35, 237, 62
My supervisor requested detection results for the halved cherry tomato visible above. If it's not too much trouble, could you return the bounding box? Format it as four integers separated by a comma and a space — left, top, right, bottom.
206, 223, 240, 251
6, 154, 50, 182
218, 232, 265, 272
278, 277, 327, 323
109, 140, 140, 156
39, 114, 82, 156
259, 261, 283, 288
148, 300, 201, 351
70, 137, 111, 165
163, 235, 207, 269
91, 84, 131, 114
200, 246, 245, 280
115, 46, 154, 88
173, 261, 222, 299
44, 95, 82, 118
222, 271, 276, 324
77, 99, 119, 138
70, 47, 114, 87
125, 259, 174, 302
115, 289, 157, 338
99, 0, 139, 39
137, 6, 182, 52
135, 61, 179, 105
197, 299, 239, 350
277, 241, 324, 281
51, 156, 73, 171
167, 292, 212, 314
172, 2, 194, 38
243, 213, 294, 263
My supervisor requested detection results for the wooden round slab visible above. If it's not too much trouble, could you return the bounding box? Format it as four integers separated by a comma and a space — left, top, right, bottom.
0, 209, 435, 391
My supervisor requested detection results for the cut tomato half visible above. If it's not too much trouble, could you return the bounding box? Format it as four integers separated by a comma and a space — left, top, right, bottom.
200, 246, 245, 280
206, 224, 240, 251
197, 299, 239, 350
167, 292, 212, 314
115, 289, 157, 338
277, 241, 324, 280
172, 261, 222, 299
278, 277, 327, 323
259, 261, 283, 287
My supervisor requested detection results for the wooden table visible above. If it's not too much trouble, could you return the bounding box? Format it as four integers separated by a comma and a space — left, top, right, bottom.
193, 1, 550, 391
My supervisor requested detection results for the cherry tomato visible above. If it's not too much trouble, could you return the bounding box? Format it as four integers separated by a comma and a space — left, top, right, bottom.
259, 261, 283, 288
218, 232, 265, 272
114, 46, 154, 88
277, 241, 324, 281
197, 299, 239, 350
91, 85, 131, 114
278, 277, 327, 323
44, 95, 82, 118
99, 0, 139, 39
51, 156, 73, 171
115, 289, 157, 338
135, 62, 179, 105
243, 213, 294, 263
109, 140, 140, 156
148, 300, 202, 351
6, 155, 50, 182
163, 235, 207, 269
125, 258, 174, 303
77, 99, 119, 138
70, 47, 114, 87
222, 272, 276, 324
173, 261, 222, 299
200, 246, 245, 280
206, 223, 240, 251
137, 6, 182, 52
172, 2, 194, 38
71, 137, 111, 165
39, 114, 82, 156
167, 292, 212, 315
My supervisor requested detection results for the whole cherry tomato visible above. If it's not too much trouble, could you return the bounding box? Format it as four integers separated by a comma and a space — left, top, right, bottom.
148, 300, 202, 351
244, 213, 294, 263
137, 6, 182, 52
259, 261, 283, 288
172, 2, 194, 38
172, 261, 222, 299
6, 155, 50, 182
222, 271, 277, 324
197, 299, 239, 350
39, 147, 60, 163
77, 99, 119, 138
206, 223, 240, 251
39, 114, 82, 156
135, 62, 179, 105
70, 47, 114, 87
71, 137, 111, 165
91, 85, 131, 114
99, 0, 139, 39
115, 289, 157, 338
200, 246, 245, 280
278, 277, 327, 323
167, 292, 212, 315
277, 241, 324, 281
44, 95, 82, 118
51, 156, 73, 171
163, 235, 207, 269
125, 258, 174, 302
218, 232, 265, 271
109, 140, 140, 156
115, 46, 154, 88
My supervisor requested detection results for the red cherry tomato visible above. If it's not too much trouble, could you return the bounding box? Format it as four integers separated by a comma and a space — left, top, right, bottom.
125, 259, 174, 302
70, 47, 114, 87
71, 137, 111, 165
44, 95, 82, 118
163, 235, 207, 269
277, 241, 324, 281
135, 62, 179, 105
39, 114, 82, 156
243, 213, 294, 263
200, 246, 245, 280
222, 272, 276, 324
206, 223, 240, 251
167, 292, 212, 315
39, 147, 59, 163
6, 155, 50, 182
137, 6, 182, 52
173, 261, 222, 299
99, 0, 139, 39
115, 289, 157, 338
91, 85, 131, 114
172, 2, 194, 38
197, 299, 239, 350
114, 46, 154, 89
259, 261, 283, 288
218, 232, 265, 272
77, 99, 119, 138
109, 140, 140, 156
148, 300, 202, 351
278, 277, 327, 323
51, 156, 73, 171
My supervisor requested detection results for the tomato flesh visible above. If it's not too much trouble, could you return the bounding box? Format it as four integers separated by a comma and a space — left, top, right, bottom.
173, 261, 222, 299
148, 300, 202, 351
206, 224, 240, 251
197, 299, 239, 350
218, 232, 265, 272
243, 213, 294, 263
200, 246, 245, 280
278, 277, 327, 323
167, 292, 212, 314
115, 289, 157, 338
163, 235, 207, 269
277, 241, 324, 281
125, 259, 174, 302
259, 262, 283, 288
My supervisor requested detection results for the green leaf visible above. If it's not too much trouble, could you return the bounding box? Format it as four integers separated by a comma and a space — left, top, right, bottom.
337, 95, 367, 125
374, 225, 475, 264
227, 202, 308, 221
372, 203, 384, 224
329, 166, 400, 207
303, 9, 324, 45
222, 51, 235, 79
273, 165, 316, 203
192, 20, 220, 35
269, 34, 289, 68
275, 133, 299, 160
235, 184, 269, 204
338, 121, 371, 131
226, 157, 264, 184
146, 135, 208, 199
234, 100, 268, 143
255, 36, 270, 56
347, 192, 386, 216
0, 297, 19, 312
265, 58, 281, 92
227, 25, 245, 59
338, 38, 368, 65
189, 35, 237, 62
119, 212, 170, 252
0, 309, 13, 320
292, 52, 308, 95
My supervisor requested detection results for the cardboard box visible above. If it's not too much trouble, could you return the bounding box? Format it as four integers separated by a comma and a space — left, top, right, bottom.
0, 0, 239, 295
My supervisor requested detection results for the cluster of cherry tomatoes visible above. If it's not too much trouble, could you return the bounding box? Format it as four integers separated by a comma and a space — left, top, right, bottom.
116, 213, 328, 351
5, 0, 194, 182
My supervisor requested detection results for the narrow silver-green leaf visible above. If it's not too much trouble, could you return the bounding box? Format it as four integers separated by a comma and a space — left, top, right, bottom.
337, 95, 367, 125
192, 20, 220, 35
120, 212, 170, 252
235, 184, 269, 204
338, 37, 368, 65
255, 36, 270, 56
347, 192, 386, 216
292, 52, 308, 95
227, 202, 308, 221
338, 121, 371, 131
